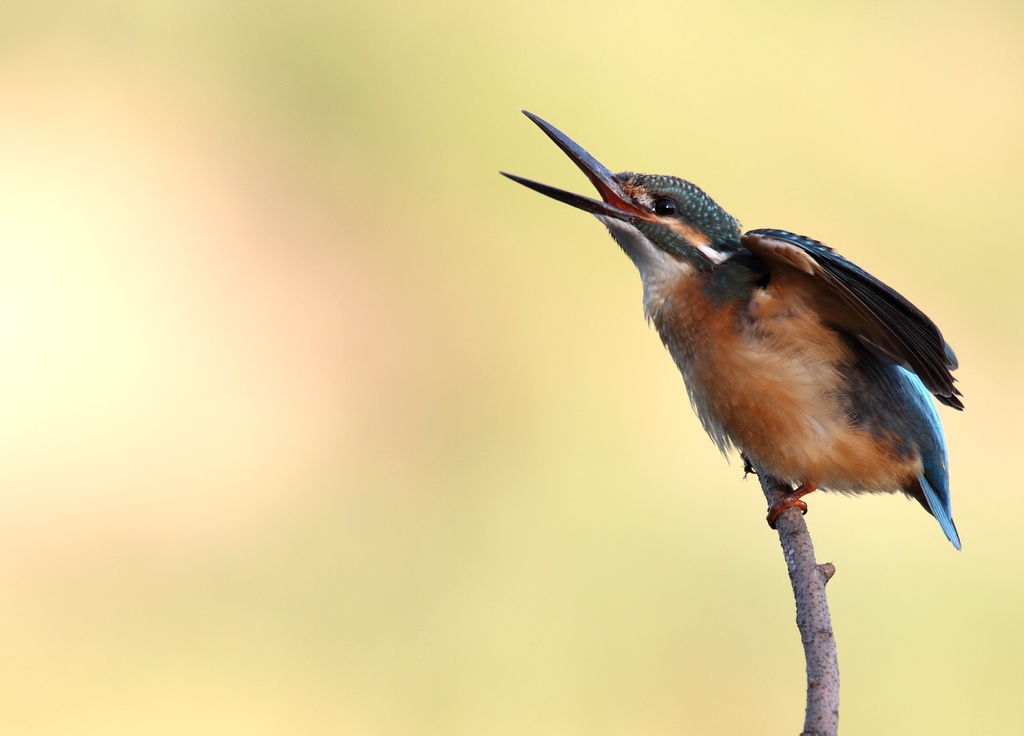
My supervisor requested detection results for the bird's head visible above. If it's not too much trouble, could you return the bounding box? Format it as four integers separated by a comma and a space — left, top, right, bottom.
502, 111, 742, 279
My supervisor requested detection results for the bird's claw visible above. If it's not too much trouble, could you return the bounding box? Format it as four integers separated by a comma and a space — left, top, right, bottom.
765, 482, 818, 529
766, 497, 808, 529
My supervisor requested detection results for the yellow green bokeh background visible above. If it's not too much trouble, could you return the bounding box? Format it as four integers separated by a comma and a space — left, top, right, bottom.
0, 2, 1020, 734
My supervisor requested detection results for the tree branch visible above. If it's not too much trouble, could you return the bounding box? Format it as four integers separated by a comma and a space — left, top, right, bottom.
751, 462, 840, 736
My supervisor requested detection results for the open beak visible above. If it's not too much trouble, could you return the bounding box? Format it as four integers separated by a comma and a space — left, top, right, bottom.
501, 111, 649, 221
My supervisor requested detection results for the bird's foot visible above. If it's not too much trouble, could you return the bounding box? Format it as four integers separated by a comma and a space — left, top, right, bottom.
766, 482, 818, 529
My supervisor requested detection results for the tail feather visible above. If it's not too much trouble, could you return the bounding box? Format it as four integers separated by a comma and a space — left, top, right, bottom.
894, 367, 960, 550
919, 474, 961, 550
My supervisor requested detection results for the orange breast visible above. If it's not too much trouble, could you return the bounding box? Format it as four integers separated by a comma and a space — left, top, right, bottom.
655, 274, 922, 493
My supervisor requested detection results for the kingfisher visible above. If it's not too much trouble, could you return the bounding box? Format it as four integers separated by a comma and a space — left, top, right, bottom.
503, 111, 962, 549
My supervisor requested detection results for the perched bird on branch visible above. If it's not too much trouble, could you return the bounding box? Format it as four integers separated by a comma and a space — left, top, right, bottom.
504, 111, 962, 549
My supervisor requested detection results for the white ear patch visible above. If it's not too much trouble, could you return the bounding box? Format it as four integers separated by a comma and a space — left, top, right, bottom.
696, 243, 727, 264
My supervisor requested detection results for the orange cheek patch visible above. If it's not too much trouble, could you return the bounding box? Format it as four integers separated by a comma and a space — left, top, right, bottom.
665, 219, 712, 250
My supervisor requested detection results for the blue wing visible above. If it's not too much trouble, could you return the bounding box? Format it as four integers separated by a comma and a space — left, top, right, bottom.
741, 229, 962, 409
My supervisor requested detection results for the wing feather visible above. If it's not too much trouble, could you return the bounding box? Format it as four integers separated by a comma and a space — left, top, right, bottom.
741, 229, 962, 409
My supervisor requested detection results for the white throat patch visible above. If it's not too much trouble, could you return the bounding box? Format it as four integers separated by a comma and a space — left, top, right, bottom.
596, 216, 695, 320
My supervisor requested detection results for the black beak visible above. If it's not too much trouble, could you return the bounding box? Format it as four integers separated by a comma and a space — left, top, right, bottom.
501, 111, 647, 221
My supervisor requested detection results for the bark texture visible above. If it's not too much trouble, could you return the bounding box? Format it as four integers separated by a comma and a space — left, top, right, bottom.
755, 467, 840, 736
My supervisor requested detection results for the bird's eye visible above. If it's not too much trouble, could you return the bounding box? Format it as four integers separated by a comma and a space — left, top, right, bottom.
653, 198, 677, 216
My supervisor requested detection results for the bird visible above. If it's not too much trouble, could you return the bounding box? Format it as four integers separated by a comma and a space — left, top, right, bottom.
502, 110, 962, 549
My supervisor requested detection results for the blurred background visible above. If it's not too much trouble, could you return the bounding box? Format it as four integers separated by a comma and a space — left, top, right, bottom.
0, 1, 1019, 734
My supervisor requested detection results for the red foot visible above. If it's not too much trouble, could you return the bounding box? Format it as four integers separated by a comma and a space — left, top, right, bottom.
766, 482, 819, 529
